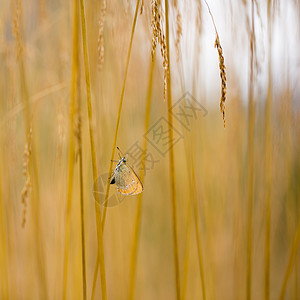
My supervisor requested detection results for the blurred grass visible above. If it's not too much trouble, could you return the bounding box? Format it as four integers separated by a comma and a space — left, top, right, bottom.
0, 0, 300, 300
62, 0, 78, 298
128, 54, 154, 300
165, 0, 181, 298
79, 0, 107, 297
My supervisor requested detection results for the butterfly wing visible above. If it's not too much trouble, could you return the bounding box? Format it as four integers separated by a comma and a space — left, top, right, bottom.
114, 163, 143, 195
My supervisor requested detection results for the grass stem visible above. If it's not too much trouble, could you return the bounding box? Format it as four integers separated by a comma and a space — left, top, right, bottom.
62, 0, 78, 297
264, 2, 273, 299
79, 0, 107, 298
0, 158, 9, 298
13, 0, 48, 297
128, 55, 155, 300
165, 0, 181, 298
77, 84, 87, 300
246, 1, 255, 299
91, 1, 141, 296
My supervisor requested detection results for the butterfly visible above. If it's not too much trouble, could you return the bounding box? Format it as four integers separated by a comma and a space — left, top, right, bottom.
110, 147, 144, 195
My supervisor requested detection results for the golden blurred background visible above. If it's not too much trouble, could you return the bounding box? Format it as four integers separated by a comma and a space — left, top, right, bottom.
0, 0, 299, 299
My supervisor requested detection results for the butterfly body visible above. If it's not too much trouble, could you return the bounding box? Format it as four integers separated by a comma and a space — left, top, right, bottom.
110, 156, 143, 195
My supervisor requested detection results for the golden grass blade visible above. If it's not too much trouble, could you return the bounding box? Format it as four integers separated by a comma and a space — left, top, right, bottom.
264, 1, 273, 299
78, 0, 107, 298
76, 82, 87, 300
181, 205, 192, 300
174, 30, 207, 297
190, 151, 206, 300
101, 0, 141, 228
0, 160, 9, 299
279, 163, 300, 300
128, 55, 155, 300
165, 0, 181, 298
1, 1, 299, 299
91, 1, 141, 297
279, 223, 300, 300
12, 0, 48, 297
177, 99, 192, 300
247, 1, 255, 299
62, 0, 78, 298
91, 253, 99, 300
182, 123, 207, 300
295, 255, 299, 299
173, 12, 207, 295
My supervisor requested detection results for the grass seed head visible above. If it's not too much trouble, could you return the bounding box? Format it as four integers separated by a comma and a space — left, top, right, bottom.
175, 8, 182, 62
97, 0, 107, 71
151, 0, 168, 101
215, 35, 226, 127
21, 125, 32, 228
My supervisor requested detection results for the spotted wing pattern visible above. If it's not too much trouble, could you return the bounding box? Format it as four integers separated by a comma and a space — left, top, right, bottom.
113, 163, 143, 195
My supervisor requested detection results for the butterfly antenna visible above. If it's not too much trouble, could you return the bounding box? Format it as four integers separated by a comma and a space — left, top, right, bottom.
117, 146, 125, 158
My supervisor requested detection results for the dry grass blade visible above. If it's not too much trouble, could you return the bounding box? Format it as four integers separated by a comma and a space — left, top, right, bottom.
174, 33, 206, 298
1, 1, 299, 299
101, 0, 141, 228
165, 0, 181, 298
190, 152, 206, 300
91, 0, 141, 297
181, 203, 192, 300
12, 0, 48, 297
0, 149, 9, 299
128, 55, 155, 300
279, 223, 300, 300
62, 0, 78, 297
75, 79, 87, 300
79, 0, 107, 298
247, 1, 255, 299
264, 1, 273, 299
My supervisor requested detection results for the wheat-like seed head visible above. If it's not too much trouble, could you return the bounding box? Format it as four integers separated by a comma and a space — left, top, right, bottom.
151, 0, 168, 101
215, 35, 226, 127
175, 8, 182, 62
203, 0, 227, 127
97, 0, 107, 71
21, 125, 32, 228
161, 34, 168, 102
151, 0, 162, 59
